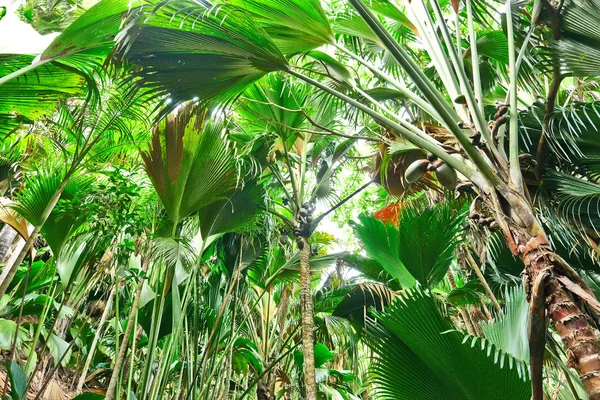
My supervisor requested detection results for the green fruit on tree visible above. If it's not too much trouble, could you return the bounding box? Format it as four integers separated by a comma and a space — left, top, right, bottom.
435, 162, 458, 190
404, 159, 429, 183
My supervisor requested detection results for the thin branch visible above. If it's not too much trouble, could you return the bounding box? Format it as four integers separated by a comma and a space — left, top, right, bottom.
239, 96, 382, 141
313, 180, 373, 227
535, 0, 564, 181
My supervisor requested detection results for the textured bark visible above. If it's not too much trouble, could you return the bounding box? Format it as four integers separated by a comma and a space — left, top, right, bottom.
0, 224, 17, 262
520, 236, 600, 400
528, 269, 549, 400
256, 382, 269, 400
298, 238, 316, 400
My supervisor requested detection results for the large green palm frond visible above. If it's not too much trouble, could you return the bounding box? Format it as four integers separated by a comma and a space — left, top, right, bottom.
342, 253, 401, 290
0, 0, 140, 91
140, 105, 237, 225
247, 245, 287, 289
116, 0, 288, 115
550, 0, 600, 77
0, 55, 86, 136
365, 287, 531, 399
518, 101, 600, 261
519, 101, 600, 179
484, 231, 524, 291
544, 171, 600, 235
225, 0, 334, 55
332, 282, 395, 326
197, 178, 266, 239
351, 214, 416, 288
351, 201, 466, 289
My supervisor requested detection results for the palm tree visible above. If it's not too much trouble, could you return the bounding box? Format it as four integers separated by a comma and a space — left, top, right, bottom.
102, 0, 600, 397
4, 0, 600, 398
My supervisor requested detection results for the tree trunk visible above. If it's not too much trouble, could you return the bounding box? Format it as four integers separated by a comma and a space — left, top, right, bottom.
76, 288, 115, 394
519, 234, 600, 400
256, 382, 269, 400
105, 281, 143, 400
0, 224, 17, 262
298, 237, 316, 400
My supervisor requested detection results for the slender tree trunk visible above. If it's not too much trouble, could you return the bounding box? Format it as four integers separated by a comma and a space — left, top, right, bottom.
0, 224, 17, 262
0, 178, 70, 299
270, 286, 291, 396
298, 237, 316, 400
447, 270, 477, 336
464, 247, 502, 314
105, 282, 143, 400
76, 288, 115, 394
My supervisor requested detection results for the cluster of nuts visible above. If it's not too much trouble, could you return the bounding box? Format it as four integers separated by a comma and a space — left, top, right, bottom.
404, 154, 458, 190
469, 209, 499, 231
294, 201, 316, 249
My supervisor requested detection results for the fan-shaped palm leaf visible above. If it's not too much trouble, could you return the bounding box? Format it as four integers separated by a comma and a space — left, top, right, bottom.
0, 0, 139, 88
237, 74, 310, 139
550, 0, 600, 77
351, 201, 465, 289
480, 284, 530, 362
198, 178, 265, 239
332, 283, 395, 326
140, 105, 237, 225
519, 101, 600, 178
365, 287, 531, 399
116, 0, 288, 114
544, 171, 600, 236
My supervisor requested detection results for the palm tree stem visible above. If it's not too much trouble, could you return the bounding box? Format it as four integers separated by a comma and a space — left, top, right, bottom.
0, 225, 18, 263
76, 288, 115, 393
535, 3, 564, 181
349, 0, 506, 189
105, 278, 143, 400
333, 43, 442, 121
464, 248, 502, 314
298, 237, 316, 399
465, 0, 484, 117
506, 0, 525, 193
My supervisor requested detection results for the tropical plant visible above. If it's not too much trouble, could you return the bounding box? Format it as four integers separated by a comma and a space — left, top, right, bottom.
3, 0, 600, 398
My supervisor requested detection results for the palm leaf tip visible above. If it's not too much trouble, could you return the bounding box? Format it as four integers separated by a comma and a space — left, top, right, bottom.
227, 0, 334, 54
116, 1, 289, 114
